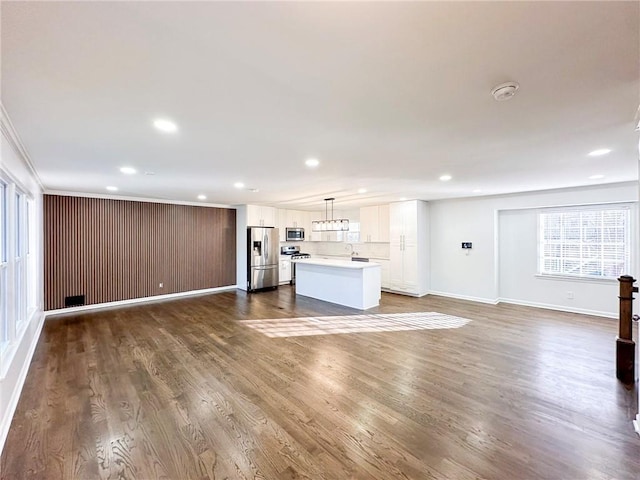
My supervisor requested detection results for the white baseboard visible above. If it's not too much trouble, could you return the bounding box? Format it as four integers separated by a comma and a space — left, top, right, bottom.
45, 285, 237, 317
427, 291, 499, 305
0, 310, 46, 455
426, 292, 616, 318
497, 297, 616, 319
381, 288, 420, 297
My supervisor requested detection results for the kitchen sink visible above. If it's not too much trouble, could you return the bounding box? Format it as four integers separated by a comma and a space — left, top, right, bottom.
351, 257, 369, 262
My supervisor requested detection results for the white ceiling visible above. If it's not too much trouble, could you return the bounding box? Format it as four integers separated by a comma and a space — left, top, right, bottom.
2, 1, 638, 210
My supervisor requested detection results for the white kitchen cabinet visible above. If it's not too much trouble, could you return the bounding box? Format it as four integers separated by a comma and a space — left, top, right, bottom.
313, 231, 340, 242
388, 200, 429, 296
277, 209, 288, 241
360, 204, 390, 243
247, 205, 277, 227
286, 210, 309, 229
279, 258, 291, 284
376, 259, 391, 289
360, 206, 377, 242
378, 204, 390, 242
300, 211, 313, 236
278, 209, 312, 241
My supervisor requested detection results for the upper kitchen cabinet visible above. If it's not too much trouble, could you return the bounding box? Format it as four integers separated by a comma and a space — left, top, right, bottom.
246, 205, 277, 227
360, 204, 390, 243
278, 209, 312, 242
378, 205, 390, 242
277, 209, 288, 241
286, 209, 309, 229
388, 200, 429, 296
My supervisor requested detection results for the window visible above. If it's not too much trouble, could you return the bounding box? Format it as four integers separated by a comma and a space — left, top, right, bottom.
0, 176, 36, 355
0, 181, 7, 349
538, 205, 631, 280
27, 198, 36, 314
15, 192, 27, 327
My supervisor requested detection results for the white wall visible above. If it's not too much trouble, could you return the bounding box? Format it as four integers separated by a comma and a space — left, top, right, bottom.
0, 109, 45, 454
430, 182, 638, 316
430, 198, 498, 302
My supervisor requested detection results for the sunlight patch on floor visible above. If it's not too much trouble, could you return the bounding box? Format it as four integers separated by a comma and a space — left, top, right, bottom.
239, 312, 472, 338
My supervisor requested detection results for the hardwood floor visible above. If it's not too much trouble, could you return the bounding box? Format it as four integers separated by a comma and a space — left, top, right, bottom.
2, 287, 639, 479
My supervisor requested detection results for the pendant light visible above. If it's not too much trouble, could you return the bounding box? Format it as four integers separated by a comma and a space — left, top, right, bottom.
311, 198, 349, 232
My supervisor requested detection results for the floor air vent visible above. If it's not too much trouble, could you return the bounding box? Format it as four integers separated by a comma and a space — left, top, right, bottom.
64, 295, 85, 307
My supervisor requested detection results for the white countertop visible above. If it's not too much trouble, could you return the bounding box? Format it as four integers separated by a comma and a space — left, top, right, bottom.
314, 254, 390, 261
294, 258, 380, 269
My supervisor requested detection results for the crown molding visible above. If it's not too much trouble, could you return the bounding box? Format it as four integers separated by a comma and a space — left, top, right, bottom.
44, 189, 235, 209
0, 103, 44, 190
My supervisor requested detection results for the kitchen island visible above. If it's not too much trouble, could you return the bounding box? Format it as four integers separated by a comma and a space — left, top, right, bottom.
294, 258, 381, 310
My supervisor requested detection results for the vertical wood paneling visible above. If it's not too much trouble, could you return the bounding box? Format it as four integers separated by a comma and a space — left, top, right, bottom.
43, 195, 236, 310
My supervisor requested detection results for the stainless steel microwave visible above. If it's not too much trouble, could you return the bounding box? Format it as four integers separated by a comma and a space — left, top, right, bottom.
286, 227, 305, 241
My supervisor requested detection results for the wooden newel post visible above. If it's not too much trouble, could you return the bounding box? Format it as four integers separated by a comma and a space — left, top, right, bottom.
616, 275, 637, 384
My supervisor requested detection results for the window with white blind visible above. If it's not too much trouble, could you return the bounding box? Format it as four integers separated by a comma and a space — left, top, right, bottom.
538, 205, 631, 280
0, 176, 35, 355
0, 181, 7, 349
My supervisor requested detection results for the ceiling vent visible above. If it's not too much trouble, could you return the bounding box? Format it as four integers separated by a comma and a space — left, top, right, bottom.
491, 82, 519, 101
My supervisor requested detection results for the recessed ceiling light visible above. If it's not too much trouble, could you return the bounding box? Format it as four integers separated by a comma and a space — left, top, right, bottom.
249, 188, 259, 193
588, 148, 611, 157
473, 189, 483, 193
439, 174, 452, 181
234, 182, 245, 189
357, 188, 367, 194
305, 158, 320, 168
399, 197, 407, 201
197, 194, 206, 200
106, 186, 118, 192
120, 166, 136, 175
144, 171, 155, 176
589, 174, 605, 180
153, 118, 178, 133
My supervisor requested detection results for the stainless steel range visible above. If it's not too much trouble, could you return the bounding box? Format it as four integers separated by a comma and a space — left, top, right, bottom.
281, 246, 310, 285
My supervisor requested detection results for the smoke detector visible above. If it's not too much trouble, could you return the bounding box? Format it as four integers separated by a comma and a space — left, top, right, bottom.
491, 81, 519, 101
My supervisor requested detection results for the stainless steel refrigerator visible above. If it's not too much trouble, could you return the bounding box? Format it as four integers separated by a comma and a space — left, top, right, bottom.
247, 227, 279, 292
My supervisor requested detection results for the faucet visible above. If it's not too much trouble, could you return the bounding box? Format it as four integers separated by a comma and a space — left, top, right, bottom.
347, 243, 357, 256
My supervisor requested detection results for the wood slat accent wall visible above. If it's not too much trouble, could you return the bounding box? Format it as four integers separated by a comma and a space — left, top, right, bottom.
44, 195, 236, 310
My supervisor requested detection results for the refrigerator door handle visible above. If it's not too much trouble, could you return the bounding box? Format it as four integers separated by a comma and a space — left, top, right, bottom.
264, 232, 268, 263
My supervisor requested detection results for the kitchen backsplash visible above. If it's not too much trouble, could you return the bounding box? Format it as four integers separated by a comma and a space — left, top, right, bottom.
305, 241, 390, 259
279, 240, 390, 259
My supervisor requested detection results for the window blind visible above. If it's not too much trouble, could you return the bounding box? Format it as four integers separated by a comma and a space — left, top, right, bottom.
538, 206, 630, 280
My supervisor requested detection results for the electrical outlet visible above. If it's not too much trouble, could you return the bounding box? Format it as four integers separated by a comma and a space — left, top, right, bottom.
159, 283, 164, 288
567, 291, 574, 299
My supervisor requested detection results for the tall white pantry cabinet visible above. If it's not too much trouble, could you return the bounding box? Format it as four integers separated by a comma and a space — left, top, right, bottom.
388, 200, 429, 296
